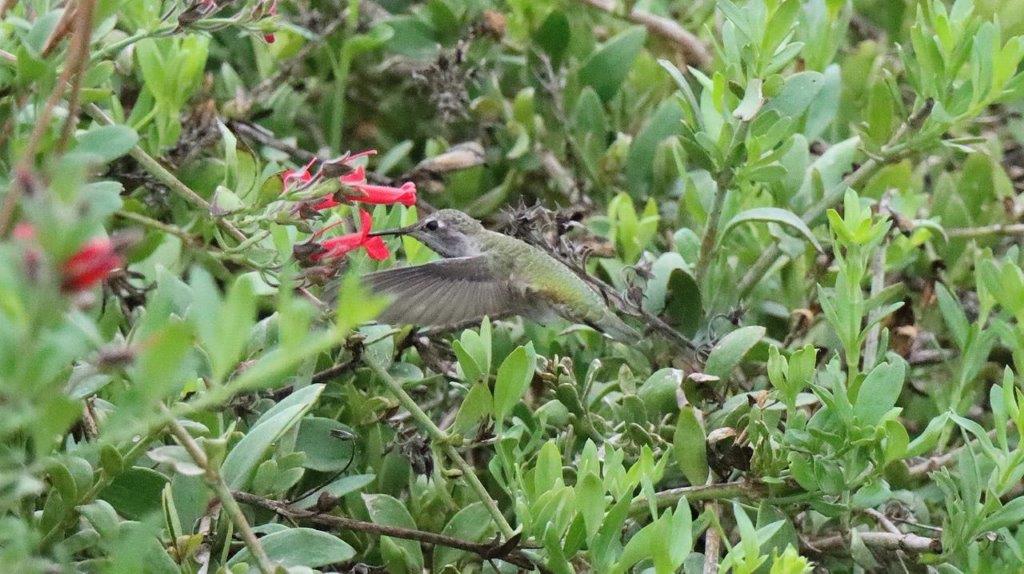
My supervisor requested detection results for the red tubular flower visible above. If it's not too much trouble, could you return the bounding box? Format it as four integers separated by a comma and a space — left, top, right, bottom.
311, 209, 390, 262
347, 181, 418, 207
62, 237, 122, 292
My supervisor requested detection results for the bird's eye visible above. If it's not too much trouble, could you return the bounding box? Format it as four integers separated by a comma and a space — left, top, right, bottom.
424, 220, 439, 231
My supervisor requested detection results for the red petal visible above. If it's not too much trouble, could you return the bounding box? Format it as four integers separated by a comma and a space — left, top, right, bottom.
362, 236, 390, 260
312, 196, 340, 211
339, 165, 367, 185
313, 233, 363, 261
62, 238, 121, 291
357, 209, 374, 240
282, 159, 315, 192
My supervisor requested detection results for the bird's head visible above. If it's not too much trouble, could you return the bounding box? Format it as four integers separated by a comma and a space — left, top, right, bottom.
370, 209, 485, 258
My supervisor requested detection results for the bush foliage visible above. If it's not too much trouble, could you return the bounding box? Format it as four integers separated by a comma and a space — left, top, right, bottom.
3, 0, 1024, 572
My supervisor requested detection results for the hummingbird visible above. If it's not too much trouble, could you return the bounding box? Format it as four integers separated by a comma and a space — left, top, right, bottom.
364, 209, 641, 341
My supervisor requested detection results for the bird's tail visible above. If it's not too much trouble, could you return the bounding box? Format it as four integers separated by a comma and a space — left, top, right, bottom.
595, 312, 642, 343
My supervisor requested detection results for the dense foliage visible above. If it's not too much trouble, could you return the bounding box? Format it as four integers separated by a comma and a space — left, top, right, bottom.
3, 0, 1024, 572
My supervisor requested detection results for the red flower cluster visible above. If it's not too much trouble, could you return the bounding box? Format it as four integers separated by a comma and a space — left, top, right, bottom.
315, 209, 389, 261
280, 149, 418, 212
282, 150, 418, 265
295, 209, 389, 263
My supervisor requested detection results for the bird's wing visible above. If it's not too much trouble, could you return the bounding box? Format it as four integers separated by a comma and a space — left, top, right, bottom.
364, 256, 530, 327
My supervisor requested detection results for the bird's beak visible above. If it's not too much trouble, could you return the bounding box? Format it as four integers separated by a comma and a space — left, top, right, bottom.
368, 223, 418, 237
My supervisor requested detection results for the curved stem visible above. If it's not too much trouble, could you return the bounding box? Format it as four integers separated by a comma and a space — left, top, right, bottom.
367, 361, 516, 540
162, 405, 276, 574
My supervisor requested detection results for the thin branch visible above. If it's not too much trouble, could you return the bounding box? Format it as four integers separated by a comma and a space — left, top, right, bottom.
702, 502, 722, 574
366, 361, 516, 540
84, 104, 248, 243
803, 530, 941, 555
946, 223, 1024, 238
57, 0, 97, 152
863, 508, 901, 535
161, 405, 277, 574
577, 0, 712, 69
694, 117, 745, 284
0, 3, 97, 235
862, 241, 887, 369
907, 425, 1003, 477
232, 491, 546, 572
228, 120, 316, 164
114, 210, 261, 268
0, 0, 18, 19
628, 480, 766, 516
40, 2, 78, 58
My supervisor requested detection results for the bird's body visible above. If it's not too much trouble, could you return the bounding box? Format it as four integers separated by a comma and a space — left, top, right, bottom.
364, 210, 640, 341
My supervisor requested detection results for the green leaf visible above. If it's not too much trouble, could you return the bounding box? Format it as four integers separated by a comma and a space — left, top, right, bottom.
73, 124, 139, 163
221, 385, 323, 489
98, 467, 168, 521
227, 528, 354, 568
626, 99, 684, 191
762, 72, 825, 118
854, 359, 906, 425
294, 417, 356, 472
673, 406, 709, 486
210, 275, 257, 382
535, 10, 571, 62
575, 472, 606, 541
364, 494, 424, 573
293, 474, 375, 508
703, 326, 766, 379
577, 27, 648, 101
452, 383, 493, 437
638, 368, 684, 417
981, 497, 1024, 532
432, 503, 493, 572
935, 283, 969, 348
493, 344, 536, 426
720, 207, 823, 252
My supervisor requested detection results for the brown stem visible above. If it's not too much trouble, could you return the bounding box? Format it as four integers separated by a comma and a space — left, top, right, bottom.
577, 0, 712, 69
40, 2, 78, 57
232, 491, 546, 572
56, 0, 97, 153
628, 480, 766, 516
803, 531, 941, 554
863, 508, 901, 535
0, 0, 19, 18
0, 10, 93, 235
702, 502, 721, 574
946, 223, 1024, 238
